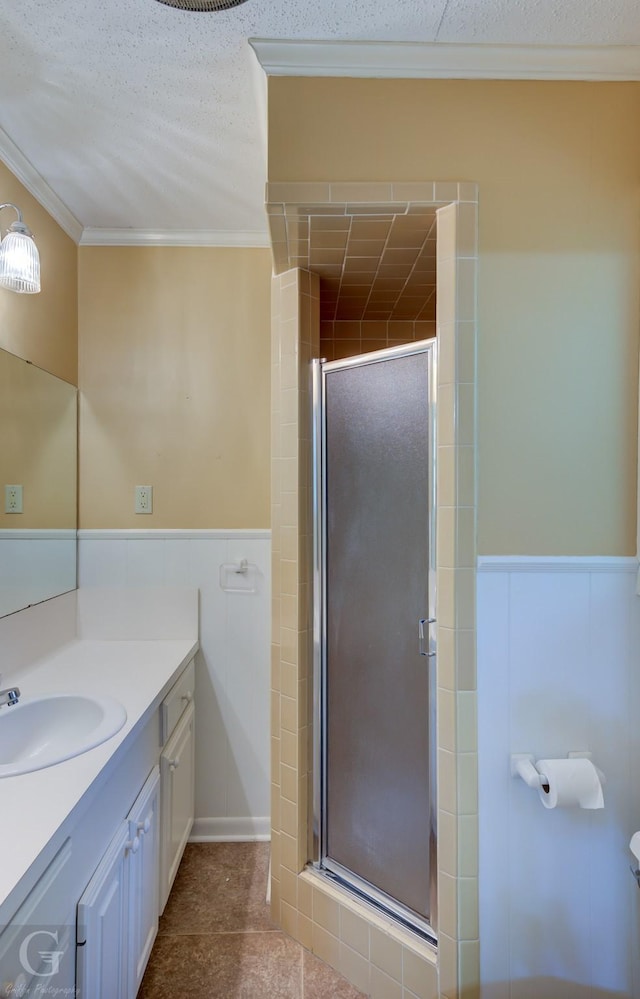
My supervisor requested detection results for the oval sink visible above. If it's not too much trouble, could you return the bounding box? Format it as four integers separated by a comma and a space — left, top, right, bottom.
0, 693, 127, 778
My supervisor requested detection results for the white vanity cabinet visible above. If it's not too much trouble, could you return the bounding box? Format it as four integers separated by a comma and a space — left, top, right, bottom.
76, 765, 160, 999
159, 659, 195, 912
0, 647, 197, 999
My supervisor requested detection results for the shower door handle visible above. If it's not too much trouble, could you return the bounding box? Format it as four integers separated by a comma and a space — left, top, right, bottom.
419, 618, 436, 657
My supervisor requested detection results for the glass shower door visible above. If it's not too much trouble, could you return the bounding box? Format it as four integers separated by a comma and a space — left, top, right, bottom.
314, 341, 437, 939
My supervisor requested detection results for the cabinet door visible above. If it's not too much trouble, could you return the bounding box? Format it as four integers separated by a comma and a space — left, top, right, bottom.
0, 840, 75, 997
160, 700, 195, 912
126, 765, 160, 998
76, 824, 132, 999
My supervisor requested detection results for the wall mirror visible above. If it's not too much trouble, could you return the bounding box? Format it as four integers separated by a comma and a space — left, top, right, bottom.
0, 347, 77, 617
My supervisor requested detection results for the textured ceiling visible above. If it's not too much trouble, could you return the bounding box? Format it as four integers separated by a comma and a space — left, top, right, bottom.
437, 0, 640, 44
2, 0, 640, 237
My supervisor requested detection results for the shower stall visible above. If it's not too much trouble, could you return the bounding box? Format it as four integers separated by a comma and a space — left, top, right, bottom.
312, 339, 438, 942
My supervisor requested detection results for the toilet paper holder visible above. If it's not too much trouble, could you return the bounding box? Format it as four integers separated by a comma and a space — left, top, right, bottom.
511, 753, 550, 790
510, 751, 605, 792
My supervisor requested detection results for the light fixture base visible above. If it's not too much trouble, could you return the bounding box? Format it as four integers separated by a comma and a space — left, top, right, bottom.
154, 0, 249, 10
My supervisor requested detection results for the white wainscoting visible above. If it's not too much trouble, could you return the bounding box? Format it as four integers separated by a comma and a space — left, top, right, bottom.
78, 530, 271, 841
477, 556, 640, 999
0, 529, 76, 617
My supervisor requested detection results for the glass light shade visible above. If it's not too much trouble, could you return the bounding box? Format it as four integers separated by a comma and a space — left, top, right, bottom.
0, 230, 41, 294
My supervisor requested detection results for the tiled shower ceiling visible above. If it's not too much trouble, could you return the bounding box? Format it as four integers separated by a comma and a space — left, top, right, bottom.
283, 207, 437, 322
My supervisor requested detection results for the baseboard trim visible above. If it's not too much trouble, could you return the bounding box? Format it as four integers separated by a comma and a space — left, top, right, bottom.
478, 555, 638, 573
190, 817, 270, 842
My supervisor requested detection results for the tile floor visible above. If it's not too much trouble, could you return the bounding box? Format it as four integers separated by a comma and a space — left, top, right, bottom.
139, 842, 367, 998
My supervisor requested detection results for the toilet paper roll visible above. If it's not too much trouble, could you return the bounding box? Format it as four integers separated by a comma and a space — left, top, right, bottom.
536, 758, 604, 810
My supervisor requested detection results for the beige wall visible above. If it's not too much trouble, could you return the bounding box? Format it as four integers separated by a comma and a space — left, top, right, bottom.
268, 78, 640, 556
0, 347, 76, 529
78, 246, 272, 529
0, 161, 77, 384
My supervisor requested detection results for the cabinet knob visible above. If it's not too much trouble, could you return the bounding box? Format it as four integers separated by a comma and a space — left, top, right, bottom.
137, 817, 151, 835
126, 835, 141, 854
169, 759, 180, 771
181, 691, 193, 704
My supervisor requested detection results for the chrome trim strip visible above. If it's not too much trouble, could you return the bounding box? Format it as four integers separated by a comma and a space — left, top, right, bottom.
427, 339, 438, 935
321, 858, 438, 947
311, 358, 325, 864
321, 339, 435, 372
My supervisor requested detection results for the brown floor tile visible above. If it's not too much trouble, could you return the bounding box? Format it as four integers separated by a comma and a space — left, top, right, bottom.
181, 841, 270, 875
139, 931, 302, 999
303, 949, 367, 999
144, 844, 368, 999
159, 842, 274, 934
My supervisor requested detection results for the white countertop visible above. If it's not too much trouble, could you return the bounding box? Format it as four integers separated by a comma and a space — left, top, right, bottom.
0, 636, 198, 911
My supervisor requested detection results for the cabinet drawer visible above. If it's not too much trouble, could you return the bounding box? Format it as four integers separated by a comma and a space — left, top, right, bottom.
161, 659, 195, 745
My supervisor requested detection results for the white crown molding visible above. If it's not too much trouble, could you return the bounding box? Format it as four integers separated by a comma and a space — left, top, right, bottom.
477, 555, 638, 573
249, 39, 640, 81
0, 125, 83, 243
79, 227, 270, 247
78, 529, 271, 540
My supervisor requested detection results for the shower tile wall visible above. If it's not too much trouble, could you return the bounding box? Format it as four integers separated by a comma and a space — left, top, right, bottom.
271, 265, 441, 999
269, 183, 479, 999
320, 320, 436, 361
434, 199, 479, 999
271, 267, 318, 939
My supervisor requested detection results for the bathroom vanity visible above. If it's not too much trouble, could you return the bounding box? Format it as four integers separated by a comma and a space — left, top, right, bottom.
0, 588, 198, 998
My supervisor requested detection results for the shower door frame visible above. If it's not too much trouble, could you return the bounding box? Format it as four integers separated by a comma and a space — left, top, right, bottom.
311, 339, 438, 944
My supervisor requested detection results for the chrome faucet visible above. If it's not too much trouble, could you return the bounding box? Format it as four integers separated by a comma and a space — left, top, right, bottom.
0, 674, 20, 707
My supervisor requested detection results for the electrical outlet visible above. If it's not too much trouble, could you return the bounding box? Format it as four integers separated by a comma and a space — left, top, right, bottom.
135, 485, 153, 514
5, 485, 23, 514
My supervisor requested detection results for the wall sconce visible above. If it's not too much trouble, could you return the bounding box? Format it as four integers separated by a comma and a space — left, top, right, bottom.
0, 203, 40, 294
